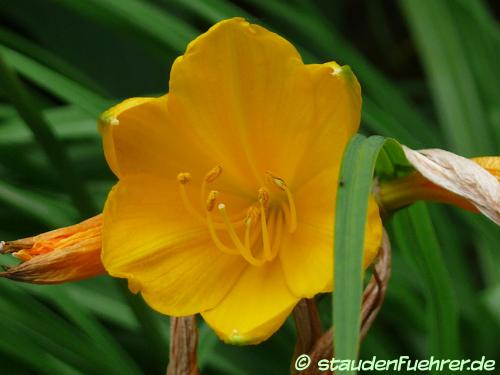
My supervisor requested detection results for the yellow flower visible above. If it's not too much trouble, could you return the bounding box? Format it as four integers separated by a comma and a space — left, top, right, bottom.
98, 18, 382, 344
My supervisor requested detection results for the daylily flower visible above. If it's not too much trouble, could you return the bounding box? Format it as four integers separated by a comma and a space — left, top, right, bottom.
98, 18, 382, 344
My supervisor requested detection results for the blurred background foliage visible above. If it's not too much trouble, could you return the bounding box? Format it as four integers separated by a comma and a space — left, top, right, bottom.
0, 0, 499, 374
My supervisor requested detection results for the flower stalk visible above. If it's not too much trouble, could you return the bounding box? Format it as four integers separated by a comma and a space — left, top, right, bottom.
167, 316, 199, 375
300, 230, 391, 375
291, 299, 322, 374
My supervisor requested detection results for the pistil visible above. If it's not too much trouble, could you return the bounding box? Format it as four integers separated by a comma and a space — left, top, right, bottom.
206, 191, 239, 255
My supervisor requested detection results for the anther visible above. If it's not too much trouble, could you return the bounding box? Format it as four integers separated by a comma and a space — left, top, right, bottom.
177, 172, 191, 184
177, 172, 208, 224
244, 206, 259, 227
266, 171, 286, 190
258, 188, 270, 206
206, 191, 219, 211
201, 165, 222, 208
205, 165, 223, 183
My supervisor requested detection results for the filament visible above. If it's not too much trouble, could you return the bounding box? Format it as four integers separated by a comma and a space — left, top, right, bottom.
218, 203, 265, 266
177, 173, 206, 224
270, 207, 285, 258
200, 165, 222, 208
177, 168, 296, 266
259, 200, 272, 260
206, 211, 239, 255
266, 171, 297, 233
283, 185, 297, 233
205, 191, 239, 255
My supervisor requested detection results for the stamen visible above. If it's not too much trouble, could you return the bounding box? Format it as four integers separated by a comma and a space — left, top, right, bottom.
258, 187, 270, 206
205, 192, 238, 255
266, 172, 297, 233
270, 207, 285, 258
283, 186, 297, 233
177, 172, 191, 184
200, 165, 222, 207
257, 188, 272, 260
177, 169, 290, 265
206, 190, 219, 211
177, 172, 206, 223
205, 165, 223, 183
177, 171, 238, 229
244, 206, 259, 249
219, 203, 265, 266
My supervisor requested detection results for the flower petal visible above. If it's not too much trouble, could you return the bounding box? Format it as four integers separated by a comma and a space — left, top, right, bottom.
101, 174, 247, 315
473, 156, 500, 180
98, 96, 216, 179
292, 62, 361, 188
201, 258, 297, 345
279, 169, 382, 297
168, 18, 360, 190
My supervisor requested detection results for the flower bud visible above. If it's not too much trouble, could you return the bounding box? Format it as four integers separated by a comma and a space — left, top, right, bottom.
0, 215, 104, 284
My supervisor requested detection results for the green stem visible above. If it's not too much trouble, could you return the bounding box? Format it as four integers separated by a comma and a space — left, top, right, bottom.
0, 51, 96, 219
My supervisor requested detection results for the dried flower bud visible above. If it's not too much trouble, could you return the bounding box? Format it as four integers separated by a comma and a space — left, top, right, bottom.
402, 147, 500, 225
0, 215, 104, 284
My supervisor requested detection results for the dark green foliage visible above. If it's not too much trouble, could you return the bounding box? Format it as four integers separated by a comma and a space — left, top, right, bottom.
0, 1, 499, 373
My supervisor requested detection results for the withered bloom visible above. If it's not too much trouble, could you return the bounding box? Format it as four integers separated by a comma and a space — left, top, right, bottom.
0, 215, 104, 284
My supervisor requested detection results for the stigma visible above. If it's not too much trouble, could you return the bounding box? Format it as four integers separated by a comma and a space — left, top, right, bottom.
177, 166, 298, 266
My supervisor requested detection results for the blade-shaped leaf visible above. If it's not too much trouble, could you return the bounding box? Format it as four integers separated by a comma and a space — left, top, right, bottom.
334, 135, 402, 373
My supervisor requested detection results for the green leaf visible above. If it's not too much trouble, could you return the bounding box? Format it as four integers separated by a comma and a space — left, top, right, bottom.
0, 52, 97, 217
167, 0, 252, 23
0, 179, 76, 228
452, 0, 500, 143
391, 203, 460, 361
0, 46, 110, 117
334, 134, 402, 373
0, 281, 141, 374
400, 0, 496, 155
0, 25, 109, 97
54, 0, 198, 54
0, 105, 98, 145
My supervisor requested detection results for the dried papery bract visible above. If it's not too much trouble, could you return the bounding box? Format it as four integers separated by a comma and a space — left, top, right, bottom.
291, 299, 323, 374
403, 146, 500, 225
0, 215, 104, 283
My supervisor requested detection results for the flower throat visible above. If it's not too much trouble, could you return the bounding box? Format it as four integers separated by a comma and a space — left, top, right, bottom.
177, 166, 297, 266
